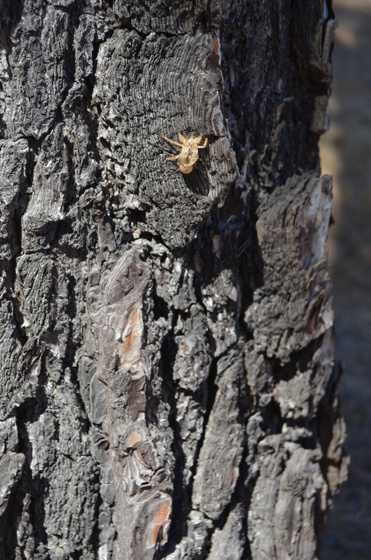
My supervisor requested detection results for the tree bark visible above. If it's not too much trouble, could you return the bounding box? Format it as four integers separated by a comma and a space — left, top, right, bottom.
0, 1, 348, 559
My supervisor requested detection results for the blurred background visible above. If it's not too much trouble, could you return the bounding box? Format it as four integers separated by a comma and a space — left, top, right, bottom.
320, 0, 371, 558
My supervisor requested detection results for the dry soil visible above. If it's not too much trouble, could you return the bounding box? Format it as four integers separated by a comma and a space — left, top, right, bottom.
320, 0, 371, 558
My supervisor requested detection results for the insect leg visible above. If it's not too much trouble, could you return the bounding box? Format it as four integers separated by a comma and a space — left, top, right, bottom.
178, 130, 187, 144
163, 135, 183, 147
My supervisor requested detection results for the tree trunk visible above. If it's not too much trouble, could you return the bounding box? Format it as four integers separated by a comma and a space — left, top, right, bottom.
0, 1, 348, 559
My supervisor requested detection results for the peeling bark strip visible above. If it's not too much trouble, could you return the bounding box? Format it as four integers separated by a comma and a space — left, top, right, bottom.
0, 1, 347, 560
82, 249, 174, 560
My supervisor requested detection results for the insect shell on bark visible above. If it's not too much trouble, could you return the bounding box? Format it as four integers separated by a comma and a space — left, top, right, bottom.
162, 130, 208, 174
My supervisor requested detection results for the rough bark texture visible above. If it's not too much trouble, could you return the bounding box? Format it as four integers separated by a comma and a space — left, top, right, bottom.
0, 1, 348, 559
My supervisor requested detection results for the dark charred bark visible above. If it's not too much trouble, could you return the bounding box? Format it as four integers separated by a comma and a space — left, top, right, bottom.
0, 1, 347, 559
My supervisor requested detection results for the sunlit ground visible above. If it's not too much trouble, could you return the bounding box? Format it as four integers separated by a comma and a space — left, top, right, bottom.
320, 0, 371, 558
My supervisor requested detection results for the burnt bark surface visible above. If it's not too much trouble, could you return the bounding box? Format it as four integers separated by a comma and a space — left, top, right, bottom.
0, 1, 347, 559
